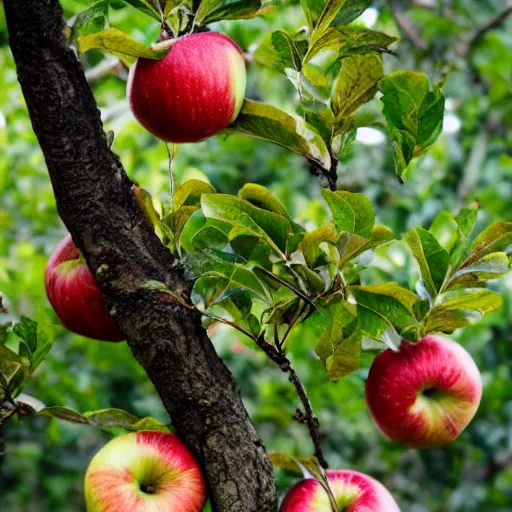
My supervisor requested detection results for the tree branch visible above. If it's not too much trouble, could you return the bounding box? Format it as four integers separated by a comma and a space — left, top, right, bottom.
468, 3, 512, 49
3, 1, 277, 510
252, 330, 328, 469
308, 156, 339, 192
288, 366, 328, 469
390, 0, 428, 51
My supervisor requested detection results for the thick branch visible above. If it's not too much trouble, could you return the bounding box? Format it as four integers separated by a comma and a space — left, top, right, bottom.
3, 1, 277, 510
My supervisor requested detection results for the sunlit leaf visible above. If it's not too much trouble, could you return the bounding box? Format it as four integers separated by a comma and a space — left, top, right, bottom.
195, 0, 262, 24
78, 28, 169, 60
380, 71, 445, 179
331, 54, 383, 130
404, 227, 449, 301
201, 192, 291, 254
227, 100, 331, 170
423, 289, 503, 334
322, 189, 375, 237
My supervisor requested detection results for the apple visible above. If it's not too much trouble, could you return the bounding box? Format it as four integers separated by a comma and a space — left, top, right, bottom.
85, 431, 207, 512
365, 335, 482, 449
127, 32, 247, 143
280, 469, 400, 511
45, 234, 124, 341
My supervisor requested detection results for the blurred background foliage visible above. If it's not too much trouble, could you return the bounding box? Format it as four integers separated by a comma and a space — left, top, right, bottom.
0, 0, 511, 510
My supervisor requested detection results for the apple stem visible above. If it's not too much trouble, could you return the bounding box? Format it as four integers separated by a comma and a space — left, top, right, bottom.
150, 38, 176, 52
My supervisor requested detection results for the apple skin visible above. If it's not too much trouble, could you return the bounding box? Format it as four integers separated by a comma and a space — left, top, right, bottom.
45, 234, 124, 342
85, 431, 207, 512
365, 335, 482, 449
280, 469, 400, 512
127, 32, 247, 143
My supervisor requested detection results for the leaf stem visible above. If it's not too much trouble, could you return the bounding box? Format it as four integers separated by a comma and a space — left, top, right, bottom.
258, 267, 317, 310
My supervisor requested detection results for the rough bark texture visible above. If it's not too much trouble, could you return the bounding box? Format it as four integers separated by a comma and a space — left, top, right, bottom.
3, 1, 277, 509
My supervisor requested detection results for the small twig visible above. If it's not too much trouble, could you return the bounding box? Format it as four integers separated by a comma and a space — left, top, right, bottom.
390, 0, 428, 50
308, 156, 339, 192
199, 310, 262, 345
150, 38, 176, 52
257, 267, 316, 310
279, 303, 310, 349
287, 364, 328, 468
468, 3, 512, 49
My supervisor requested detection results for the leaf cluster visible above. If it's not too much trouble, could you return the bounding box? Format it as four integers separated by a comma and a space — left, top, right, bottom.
141, 179, 511, 382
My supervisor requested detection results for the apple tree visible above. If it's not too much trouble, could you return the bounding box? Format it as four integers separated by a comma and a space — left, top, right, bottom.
1, 0, 511, 511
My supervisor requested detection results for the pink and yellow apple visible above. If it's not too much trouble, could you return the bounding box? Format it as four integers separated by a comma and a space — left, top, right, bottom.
85, 431, 207, 512
280, 470, 400, 511
45, 234, 124, 341
365, 335, 482, 449
127, 32, 247, 143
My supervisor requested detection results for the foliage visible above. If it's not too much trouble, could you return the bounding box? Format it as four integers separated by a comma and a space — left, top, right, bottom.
1, 0, 512, 511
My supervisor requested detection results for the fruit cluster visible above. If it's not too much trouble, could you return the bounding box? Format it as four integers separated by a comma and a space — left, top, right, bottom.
43, 31, 483, 512
47, 235, 482, 511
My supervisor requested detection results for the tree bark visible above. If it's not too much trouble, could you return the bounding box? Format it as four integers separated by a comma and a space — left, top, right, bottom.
3, 1, 277, 510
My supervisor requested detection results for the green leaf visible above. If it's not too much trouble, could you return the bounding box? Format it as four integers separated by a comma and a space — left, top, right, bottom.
166, 180, 216, 246
423, 289, 504, 334
331, 53, 383, 122
13, 317, 38, 354
238, 183, 290, 219
195, 0, 262, 24
456, 207, 478, 243
254, 30, 304, 74
269, 452, 322, 476
330, 0, 372, 26
163, 0, 182, 16
78, 28, 169, 61
380, 71, 445, 179
190, 224, 231, 251
39, 406, 170, 432
337, 225, 394, 267
448, 252, 510, 289
133, 185, 162, 229
174, 180, 216, 211
464, 222, 512, 266
302, 298, 361, 380
429, 211, 459, 253
227, 100, 331, 170
122, 0, 161, 19
69, 0, 110, 42
299, 224, 339, 268
30, 326, 54, 372
201, 193, 291, 254
306, 26, 397, 62
314, 0, 350, 35
350, 283, 421, 343
188, 250, 272, 305
404, 227, 449, 300
300, 0, 325, 28
322, 189, 375, 237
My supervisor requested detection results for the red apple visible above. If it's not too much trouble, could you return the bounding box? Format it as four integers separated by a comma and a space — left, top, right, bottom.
280, 470, 400, 511
45, 234, 124, 341
365, 335, 482, 449
84, 431, 207, 512
127, 32, 247, 143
